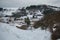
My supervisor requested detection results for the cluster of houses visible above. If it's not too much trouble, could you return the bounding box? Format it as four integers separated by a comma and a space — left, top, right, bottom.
0, 8, 43, 29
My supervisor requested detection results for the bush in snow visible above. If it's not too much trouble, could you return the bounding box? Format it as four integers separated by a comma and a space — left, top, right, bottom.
16, 25, 28, 30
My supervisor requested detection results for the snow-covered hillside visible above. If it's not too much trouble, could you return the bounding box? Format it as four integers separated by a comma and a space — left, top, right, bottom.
0, 5, 60, 40
0, 22, 51, 40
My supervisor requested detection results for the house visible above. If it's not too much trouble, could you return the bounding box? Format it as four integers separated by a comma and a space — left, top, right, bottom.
0, 17, 14, 23
14, 17, 27, 28
27, 15, 33, 19
8, 17, 14, 23
0, 11, 4, 17
14, 17, 27, 25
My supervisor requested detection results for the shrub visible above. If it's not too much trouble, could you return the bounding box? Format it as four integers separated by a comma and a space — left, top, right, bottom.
33, 11, 60, 32
16, 25, 28, 30
0, 8, 3, 11
42, 8, 55, 15
51, 25, 60, 40
25, 17, 30, 26
12, 12, 21, 18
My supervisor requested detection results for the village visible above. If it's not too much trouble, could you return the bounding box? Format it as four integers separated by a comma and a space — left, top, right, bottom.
0, 7, 43, 30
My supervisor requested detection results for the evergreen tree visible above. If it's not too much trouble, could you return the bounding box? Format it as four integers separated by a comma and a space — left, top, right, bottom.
25, 17, 30, 26
0, 8, 3, 11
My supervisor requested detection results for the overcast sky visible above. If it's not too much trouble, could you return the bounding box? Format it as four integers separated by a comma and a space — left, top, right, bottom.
0, 0, 60, 8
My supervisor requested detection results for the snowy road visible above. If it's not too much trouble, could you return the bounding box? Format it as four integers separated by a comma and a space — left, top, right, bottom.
0, 22, 51, 40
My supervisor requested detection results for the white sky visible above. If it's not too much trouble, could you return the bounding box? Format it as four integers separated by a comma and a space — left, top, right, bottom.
0, 0, 60, 8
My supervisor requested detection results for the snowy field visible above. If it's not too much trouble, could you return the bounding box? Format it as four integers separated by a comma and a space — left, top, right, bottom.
0, 22, 51, 40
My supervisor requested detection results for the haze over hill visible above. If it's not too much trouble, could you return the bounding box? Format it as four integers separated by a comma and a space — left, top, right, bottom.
0, 0, 60, 8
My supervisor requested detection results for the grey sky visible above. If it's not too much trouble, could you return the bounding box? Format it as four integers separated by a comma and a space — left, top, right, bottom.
0, 0, 60, 8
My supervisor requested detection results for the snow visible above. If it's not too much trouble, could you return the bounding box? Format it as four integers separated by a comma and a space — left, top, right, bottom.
27, 15, 33, 19
0, 22, 51, 40
20, 16, 27, 19
52, 8, 60, 11
35, 10, 43, 15
3, 10, 16, 16
3, 8, 18, 16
